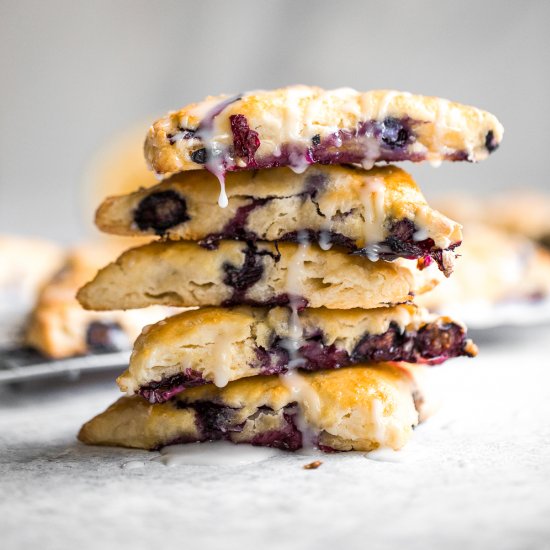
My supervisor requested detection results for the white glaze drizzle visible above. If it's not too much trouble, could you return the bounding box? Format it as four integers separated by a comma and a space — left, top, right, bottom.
279, 236, 322, 445
413, 205, 452, 249
283, 238, 309, 362
211, 328, 235, 387
430, 98, 450, 165
370, 398, 385, 444
153, 441, 284, 466
360, 177, 387, 261
413, 227, 430, 242
318, 231, 333, 251
193, 94, 244, 208
377, 90, 399, 120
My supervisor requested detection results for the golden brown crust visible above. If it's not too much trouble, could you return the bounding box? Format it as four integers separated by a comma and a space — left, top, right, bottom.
79, 364, 421, 452
145, 86, 503, 174
117, 304, 470, 394
76, 240, 442, 311
95, 165, 461, 252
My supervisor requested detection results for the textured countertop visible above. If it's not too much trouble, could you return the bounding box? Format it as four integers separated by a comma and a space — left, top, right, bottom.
2, 325, 549, 550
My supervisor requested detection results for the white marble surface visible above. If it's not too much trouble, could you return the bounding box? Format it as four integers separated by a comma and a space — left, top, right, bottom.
2, 326, 550, 550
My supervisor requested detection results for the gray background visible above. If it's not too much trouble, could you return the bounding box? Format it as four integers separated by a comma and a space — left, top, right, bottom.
1, 0, 549, 243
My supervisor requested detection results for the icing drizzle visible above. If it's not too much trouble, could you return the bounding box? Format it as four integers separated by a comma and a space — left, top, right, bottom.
194, 94, 243, 207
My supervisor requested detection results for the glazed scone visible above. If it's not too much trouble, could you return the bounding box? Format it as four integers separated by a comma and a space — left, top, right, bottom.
119, 304, 477, 403
25, 243, 177, 359
79, 364, 422, 452
96, 164, 461, 271
145, 86, 503, 181
77, 240, 443, 311
417, 223, 550, 313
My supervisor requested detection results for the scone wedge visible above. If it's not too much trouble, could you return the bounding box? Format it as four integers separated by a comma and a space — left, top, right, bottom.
77, 241, 443, 311
25, 243, 176, 358
119, 304, 477, 403
96, 164, 461, 271
145, 86, 503, 175
79, 364, 423, 452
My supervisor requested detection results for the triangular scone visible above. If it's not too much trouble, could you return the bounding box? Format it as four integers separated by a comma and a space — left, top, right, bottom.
117, 304, 477, 403
79, 364, 422, 452
25, 242, 177, 358
77, 241, 443, 311
96, 165, 461, 272
145, 86, 503, 175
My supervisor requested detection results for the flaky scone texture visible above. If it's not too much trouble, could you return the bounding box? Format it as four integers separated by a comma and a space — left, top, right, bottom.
145, 86, 503, 174
118, 304, 475, 396
24, 243, 175, 358
95, 164, 461, 253
77, 241, 442, 311
79, 364, 420, 452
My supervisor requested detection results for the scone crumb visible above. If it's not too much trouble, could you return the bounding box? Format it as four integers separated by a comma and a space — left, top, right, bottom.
303, 460, 323, 470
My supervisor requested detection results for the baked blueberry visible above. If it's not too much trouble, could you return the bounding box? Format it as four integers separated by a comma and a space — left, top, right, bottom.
133, 191, 189, 235
86, 321, 127, 353
191, 148, 207, 164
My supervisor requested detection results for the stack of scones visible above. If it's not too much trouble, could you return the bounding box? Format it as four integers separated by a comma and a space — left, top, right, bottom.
77, 86, 502, 453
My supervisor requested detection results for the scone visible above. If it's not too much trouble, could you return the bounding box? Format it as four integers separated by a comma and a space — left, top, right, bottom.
417, 223, 550, 313
0, 235, 64, 316
145, 86, 503, 180
25, 243, 177, 359
0, 235, 65, 346
434, 190, 550, 249
77, 240, 443, 311
79, 364, 422, 452
96, 164, 461, 271
119, 304, 477, 403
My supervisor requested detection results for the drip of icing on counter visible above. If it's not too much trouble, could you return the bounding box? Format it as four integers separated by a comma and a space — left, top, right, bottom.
153, 441, 285, 467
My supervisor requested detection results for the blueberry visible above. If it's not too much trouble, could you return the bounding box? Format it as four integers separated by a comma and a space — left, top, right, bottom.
168, 128, 196, 145
223, 245, 264, 291
485, 130, 499, 153
191, 148, 207, 164
139, 370, 206, 403
311, 134, 321, 147
86, 322, 128, 353
229, 114, 260, 164
133, 190, 189, 235
380, 117, 410, 149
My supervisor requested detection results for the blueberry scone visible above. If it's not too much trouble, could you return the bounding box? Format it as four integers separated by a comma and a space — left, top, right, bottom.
79, 364, 423, 452
96, 164, 461, 271
119, 304, 476, 403
417, 223, 550, 314
0, 235, 65, 346
25, 243, 176, 359
77, 240, 443, 311
0, 235, 64, 316
145, 86, 503, 181
434, 190, 550, 250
